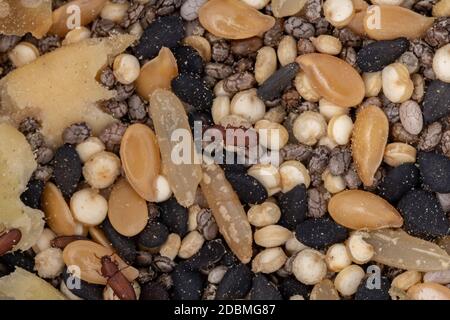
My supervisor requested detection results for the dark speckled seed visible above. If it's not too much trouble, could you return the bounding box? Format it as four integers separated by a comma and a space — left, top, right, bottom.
295, 218, 348, 250
355, 276, 390, 300
158, 197, 188, 237
423, 80, 450, 124
172, 263, 204, 300
224, 170, 267, 205
216, 264, 252, 300
20, 179, 44, 210
356, 38, 410, 72
0, 251, 34, 272
250, 274, 282, 300
101, 219, 137, 264
52, 144, 82, 198
134, 16, 184, 60
257, 63, 300, 101
137, 222, 169, 249
279, 277, 310, 299
185, 239, 225, 271
377, 163, 420, 203
173, 45, 204, 75
398, 190, 450, 238
172, 73, 213, 112
140, 282, 170, 300
278, 184, 308, 230
62, 268, 103, 300
418, 151, 450, 193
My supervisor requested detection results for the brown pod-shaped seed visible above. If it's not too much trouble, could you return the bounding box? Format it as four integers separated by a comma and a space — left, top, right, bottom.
296, 53, 365, 108
0, 229, 22, 256
363, 5, 435, 40
352, 105, 388, 186
120, 124, 161, 202
135, 47, 178, 101
63, 240, 138, 285
108, 178, 148, 237
328, 190, 403, 230
41, 182, 86, 236
200, 164, 253, 264
198, 0, 275, 40
49, 0, 108, 37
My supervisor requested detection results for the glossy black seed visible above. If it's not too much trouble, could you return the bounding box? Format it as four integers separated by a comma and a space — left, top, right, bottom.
224, 170, 268, 204
279, 277, 310, 299
377, 163, 420, 203
172, 73, 214, 112
134, 16, 184, 60
62, 268, 103, 300
101, 219, 137, 264
0, 251, 34, 272
257, 62, 300, 101
137, 222, 169, 249
423, 80, 450, 124
250, 274, 282, 300
356, 38, 409, 72
52, 144, 82, 198
398, 190, 450, 238
20, 179, 44, 209
216, 264, 252, 300
295, 218, 348, 249
185, 240, 226, 271
355, 276, 390, 300
158, 197, 188, 237
172, 263, 204, 300
173, 45, 204, 75
278, 184, 308, 229
418, 151, 450, 193
140, 282, 170, 300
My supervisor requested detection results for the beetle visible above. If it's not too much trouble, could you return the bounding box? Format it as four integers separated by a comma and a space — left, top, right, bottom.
100, 255, 136, 300
0, 228, 21, 256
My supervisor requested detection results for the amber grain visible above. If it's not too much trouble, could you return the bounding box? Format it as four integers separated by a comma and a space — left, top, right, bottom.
120, 124, 161, 202
328, 190, 403, 230
351, 105, 388, 186
198, 0, 275, 40
296, 53, 365, 107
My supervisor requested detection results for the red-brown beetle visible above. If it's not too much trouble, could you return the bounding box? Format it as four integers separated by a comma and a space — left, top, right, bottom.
100, 255, 136, 300
0, 228, 21, 256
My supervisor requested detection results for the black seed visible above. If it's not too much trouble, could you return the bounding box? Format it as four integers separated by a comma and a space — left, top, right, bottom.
140, 282, 170, 300
0, 251, 34, 272
377, 163, 420, 203
172, 73, 214, 112
173, 45, 204, 75
158, 197, 188, 237
216, 264, 252, 300
250, 274, 282, 300
137, 222, 169, 249
188, 111, 213, 131
185, 240, 226, 271
20, 179, 44, 209
398, 190, 450, 238
62, 268, 103, 300
278, 184, 308, 229
133, 16, 184, 60
418, 151, 450, 193
295, 218, 348, 250
257, 62, 300, 101
356, 38, 409, 72
101, 219, 137, 264
355, 276, 390, 300
172, 263, 204, 300
423, 80, 450, 124
224, 170, 268, 204
279, 277, 310, 299
222, 163, 247, 173
52, 144, 82, 198
220, 249, 239, 267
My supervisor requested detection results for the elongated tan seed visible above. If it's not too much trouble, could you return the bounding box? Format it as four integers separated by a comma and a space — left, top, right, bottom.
200, 164, 253, 264
351, 105, 389, 186
296, 53, 365, 107
407, 283, 450, 300
328, 190, 403, 230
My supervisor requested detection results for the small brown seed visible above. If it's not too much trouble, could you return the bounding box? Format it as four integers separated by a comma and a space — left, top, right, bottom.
392, 271, 422, 291
254, 225, 292, 248
0, 229, 22, 256
383, 143, 417, 167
